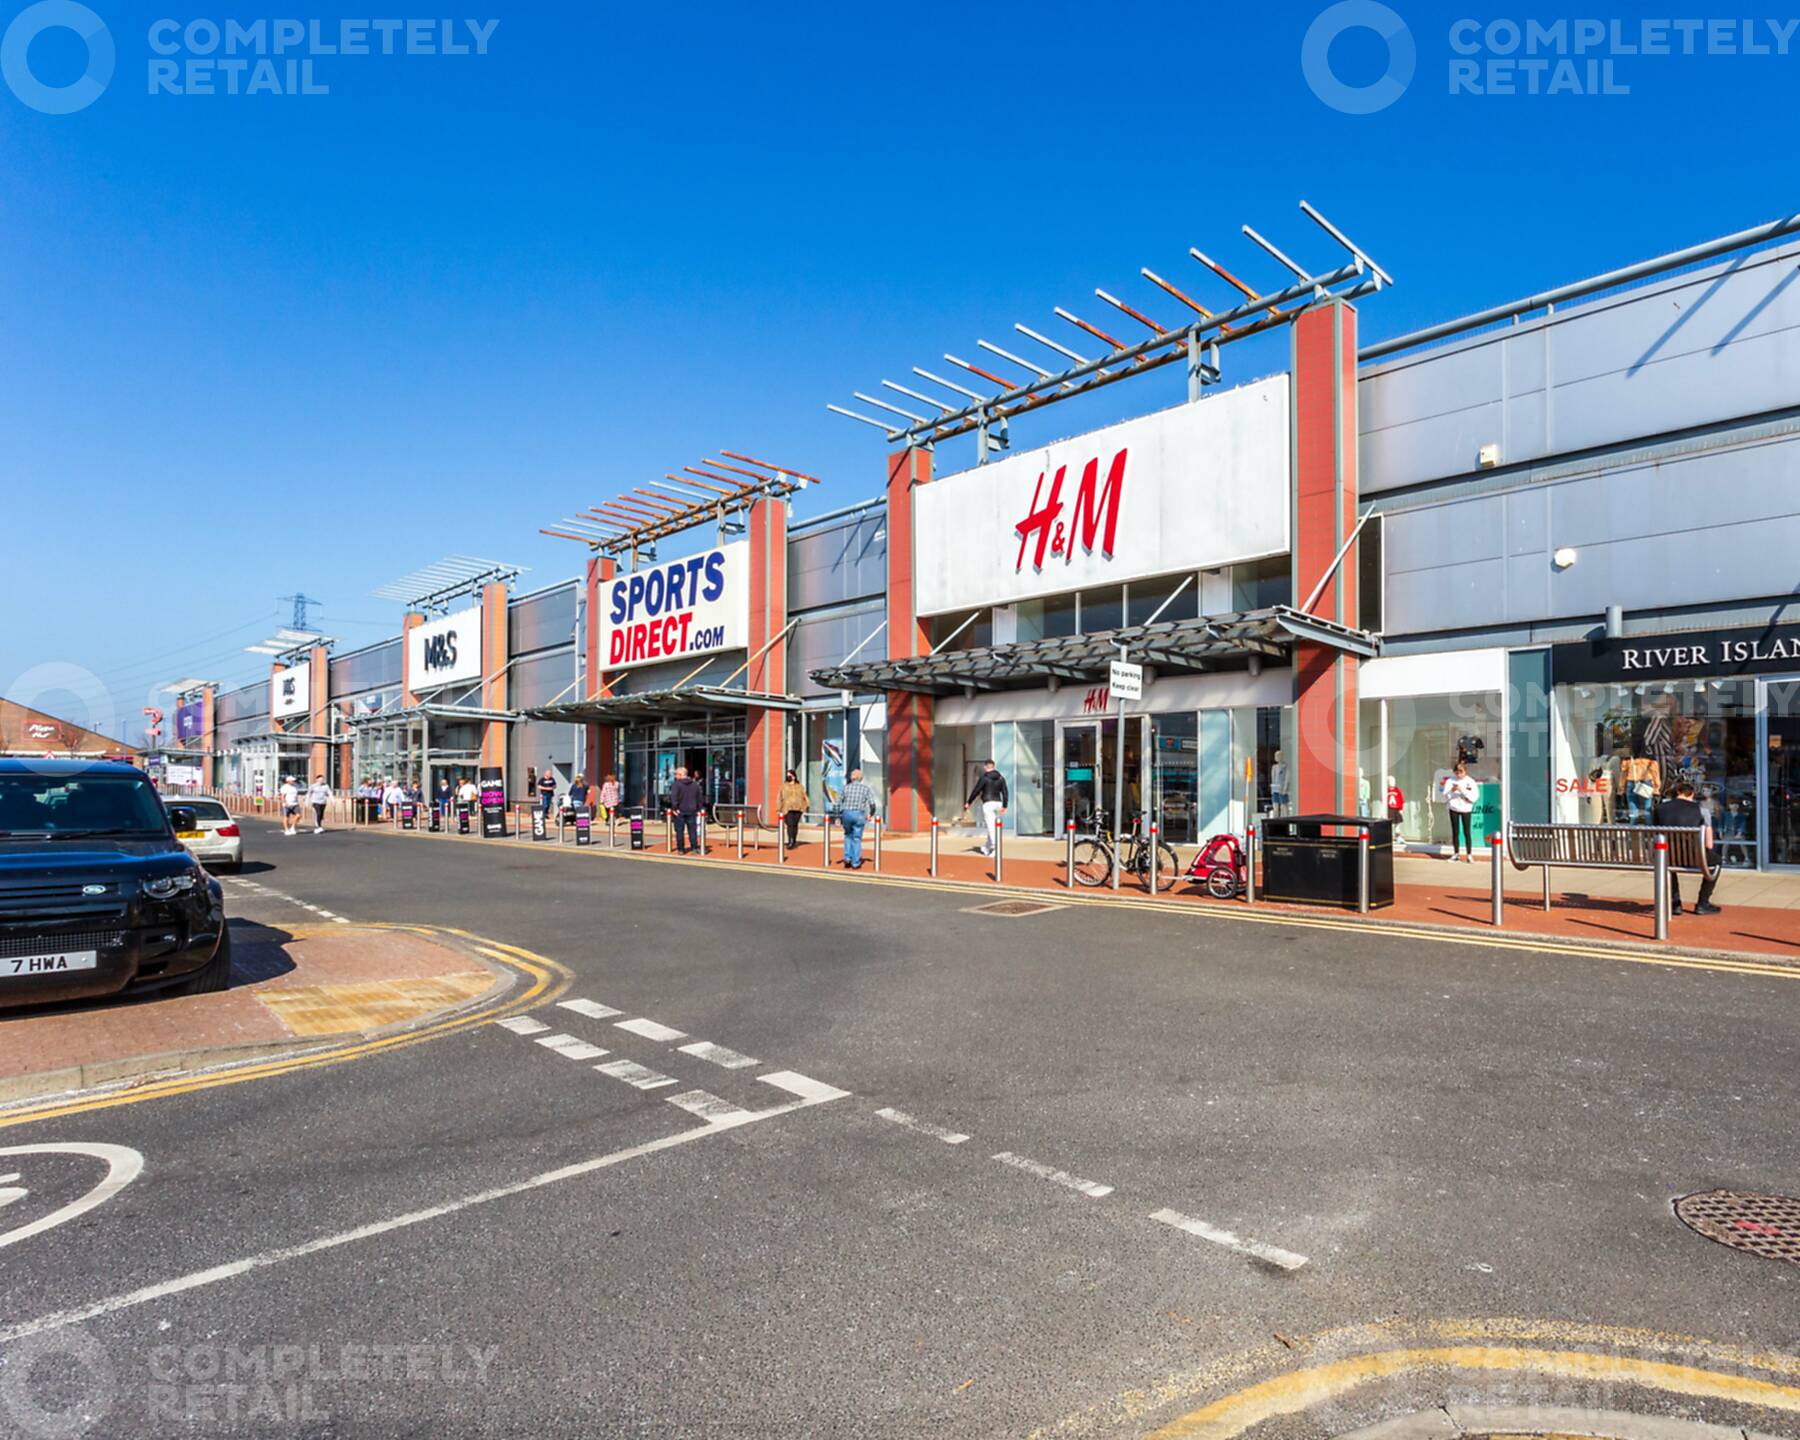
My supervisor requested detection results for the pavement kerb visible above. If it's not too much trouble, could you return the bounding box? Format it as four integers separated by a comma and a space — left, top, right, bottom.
0, 925, 571, 1127
327, 815, 1800, 979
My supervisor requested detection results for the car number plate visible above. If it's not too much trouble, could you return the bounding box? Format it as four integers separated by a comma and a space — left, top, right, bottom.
177, 831, 205, 841
4, 950, 99, 977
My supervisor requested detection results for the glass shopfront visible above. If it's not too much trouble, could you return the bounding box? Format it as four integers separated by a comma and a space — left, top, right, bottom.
621, 716, 746, 814
1360, 693, 1505, 849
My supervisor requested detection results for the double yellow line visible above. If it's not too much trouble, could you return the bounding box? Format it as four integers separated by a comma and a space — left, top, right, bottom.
0, 926, 572, 1131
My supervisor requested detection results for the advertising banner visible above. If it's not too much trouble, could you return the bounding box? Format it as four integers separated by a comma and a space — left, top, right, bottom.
163, 763, 203, 788
175, 701, 204, 740
408, 604, 484, 689
270, 662, 311, 719
479, 767, 506, 837
595, 543, 749, 673
913, 375, 1290, 616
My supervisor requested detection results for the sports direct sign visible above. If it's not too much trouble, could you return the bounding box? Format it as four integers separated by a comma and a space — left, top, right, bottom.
913, 374, 1290, 615
597, 544, 748, 672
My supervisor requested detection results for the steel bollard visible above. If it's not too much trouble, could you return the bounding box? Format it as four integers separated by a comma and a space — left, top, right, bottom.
1148, 823, 1159, 896
1245, 826, 1257, 905
1357, 826, 1370, 916
993, 816, 1003, 884
822, 814, 833, 868
929, 819, 939, 878
1065, 820, 1076, 888
1542, 864, 1553, 912
1488, 833, 1504, 927
698, 813, 708, 856
736, 814, 745, 860
608, 811, 617, 848
666, 810, 675, 854
872, 817, 882, 872
1653, 836, 1669, 941
777, 816, 786, 865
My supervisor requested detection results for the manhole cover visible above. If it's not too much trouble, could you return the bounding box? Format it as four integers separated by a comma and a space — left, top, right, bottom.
1674, 1189, 1800, 1266
963, 899, 1063, 918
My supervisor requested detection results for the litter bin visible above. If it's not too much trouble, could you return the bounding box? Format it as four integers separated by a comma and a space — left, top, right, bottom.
1259, 814, 1394, 910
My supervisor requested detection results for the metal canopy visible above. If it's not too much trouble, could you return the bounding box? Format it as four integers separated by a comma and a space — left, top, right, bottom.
539, 451, 821, 558
523, 686, 801, 726
374, 556, 526, 614
340, 703, 518, 727
810, 607, 1378, 696
829, 200, 1391, 453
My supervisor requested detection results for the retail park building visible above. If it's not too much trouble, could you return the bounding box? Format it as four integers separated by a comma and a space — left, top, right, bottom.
169, 218, 1800, 868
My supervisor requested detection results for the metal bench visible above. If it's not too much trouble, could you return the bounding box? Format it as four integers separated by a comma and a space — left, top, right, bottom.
712, 803, 776, 851
1505, 821, 1718, 937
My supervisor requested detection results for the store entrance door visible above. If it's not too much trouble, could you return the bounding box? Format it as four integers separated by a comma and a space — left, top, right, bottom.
1056, 716, 1148, 836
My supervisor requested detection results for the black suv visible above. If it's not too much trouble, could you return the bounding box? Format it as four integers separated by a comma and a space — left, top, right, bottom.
0, 759, 230, 1010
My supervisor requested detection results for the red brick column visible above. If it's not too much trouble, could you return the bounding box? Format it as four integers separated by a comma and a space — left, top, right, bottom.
1290, 299, 1360, 817
199, 685, 216, 788
885, 446, 934, 833
307, 644, 331, 781
479, 582, 509, 772
583, 555, 618, 784
744, 498, 789, 817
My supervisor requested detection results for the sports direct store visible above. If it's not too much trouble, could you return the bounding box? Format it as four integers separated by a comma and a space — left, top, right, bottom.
815, 299, 1380, 839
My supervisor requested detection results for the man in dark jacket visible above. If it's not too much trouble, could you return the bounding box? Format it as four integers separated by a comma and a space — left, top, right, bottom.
1654, 780, 1720, 915
965, 759, 1009, 857
670, 766, 705, 855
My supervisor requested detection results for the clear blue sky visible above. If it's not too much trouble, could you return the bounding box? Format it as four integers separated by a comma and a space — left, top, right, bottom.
4, 0, 1794, 744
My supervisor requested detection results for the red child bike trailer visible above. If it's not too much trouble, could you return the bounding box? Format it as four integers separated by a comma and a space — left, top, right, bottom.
1185, 833, 1248, 900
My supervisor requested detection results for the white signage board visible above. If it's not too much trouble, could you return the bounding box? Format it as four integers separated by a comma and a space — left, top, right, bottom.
408, 604, 484, 689
1108, 660, 1144, 702
270, 661, 310, 719
164, 763, 203, 788
913, 374, 1290, 616
596, 542, 750, 673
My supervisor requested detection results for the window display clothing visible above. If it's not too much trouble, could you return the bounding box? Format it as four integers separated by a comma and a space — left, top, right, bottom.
1620, 756, 1662, 822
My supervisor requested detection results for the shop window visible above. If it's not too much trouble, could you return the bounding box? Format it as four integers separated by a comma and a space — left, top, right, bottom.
925, 609, 991, 652
1357, 515, 1383, 633
1079, 586, 1124, 634
1151, 712, 1200, 844
1128, 574, 1200, 628
1016, 593, 1077, 641
932, 724, 986, 824
1012, 720, 1054, 836
1364, 693, 1504, 847
1231, 556, 1291, 612
1555, 679, 1757, 867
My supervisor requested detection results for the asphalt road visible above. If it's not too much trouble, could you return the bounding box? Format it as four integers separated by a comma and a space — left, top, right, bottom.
2, 821, 1797, 1439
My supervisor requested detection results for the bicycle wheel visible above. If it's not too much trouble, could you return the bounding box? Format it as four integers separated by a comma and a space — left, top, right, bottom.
1152, 842, 1181, 889
1205, 866, 1238, 900
1071, 838, 1113, 886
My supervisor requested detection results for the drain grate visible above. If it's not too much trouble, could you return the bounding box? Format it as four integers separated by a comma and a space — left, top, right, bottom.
963, 899, 1063, 918
1674, 1189, 1800, 1266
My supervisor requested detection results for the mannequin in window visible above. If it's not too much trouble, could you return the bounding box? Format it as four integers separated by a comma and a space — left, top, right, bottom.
1269, 750, 1289, 814
1620, 747, 1661, 824
1357, 768, 1371, 817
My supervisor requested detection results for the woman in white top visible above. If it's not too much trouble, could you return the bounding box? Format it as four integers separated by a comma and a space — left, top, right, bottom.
1441, 760, 1479, 861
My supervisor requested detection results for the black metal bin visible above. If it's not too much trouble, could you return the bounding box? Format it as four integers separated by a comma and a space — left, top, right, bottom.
1259, 814, 1394, 910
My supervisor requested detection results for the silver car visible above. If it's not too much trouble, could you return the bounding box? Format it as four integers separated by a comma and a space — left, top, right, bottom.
164, 796, 244, 872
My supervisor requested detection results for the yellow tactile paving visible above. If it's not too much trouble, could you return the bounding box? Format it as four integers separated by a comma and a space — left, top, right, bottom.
257, 973, 493, 1037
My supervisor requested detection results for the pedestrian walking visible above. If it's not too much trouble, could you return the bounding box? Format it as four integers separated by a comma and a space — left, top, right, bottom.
669, 766, 704, 854
965, 759, 1008, 857
455, 774, 478, 821
381, 777, 404, 821
598, 773, 620, 822
1655, 780, 1723, 915
307, 774, 331, 833
568, 773, 590, 814
280, 776, 300, 836
1440, 760, 1478, 862
538, 763, 557, 818
435, 776, 452, 819
838, 769, 877, 869
777, 769, 808, 848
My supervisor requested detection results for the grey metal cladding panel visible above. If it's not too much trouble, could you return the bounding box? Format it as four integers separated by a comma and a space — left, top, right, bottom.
509, 585, 577, 657
1550, 437, 1800, 547
1359, 338, 1503, 433
1506, 486, 1548, 556
788, 602, 885, 698
328, 640, 401, 696
1545, 514, 1800, 615
609, 654, 741, 696
787, 514, 888, 612
510, 650, 577, 709
1383, 494, 1505, 574
1503, 552, 1549, 622
1383, 557, 1508, 634
215, 685, 267, 723
1360, 399, 1507, 493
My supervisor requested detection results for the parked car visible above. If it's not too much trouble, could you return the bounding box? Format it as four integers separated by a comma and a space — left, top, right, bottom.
0, 759, 231, 1010
163, 795, 243, 872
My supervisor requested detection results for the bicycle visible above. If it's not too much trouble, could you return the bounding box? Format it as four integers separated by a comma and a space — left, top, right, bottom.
1069, 819, 1180, 888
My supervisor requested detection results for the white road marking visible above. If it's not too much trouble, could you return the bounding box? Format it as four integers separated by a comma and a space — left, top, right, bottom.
677, 1040, 758, 1070
1149, 1207, 1309, 1272
558, 999, 623, 1020
758, 1071, 851, 1103
875, 1107, 970, 1145
666, 1090, 755, 1125
536, 1035, 608, 1061
595, 1060, 679, 1091
614, 1017, 686, 1042
495, 1016, 550, 1036
990, 1151, 1113, 1199
0, 1144, 145, 1251
0, 1088, 851, 1348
